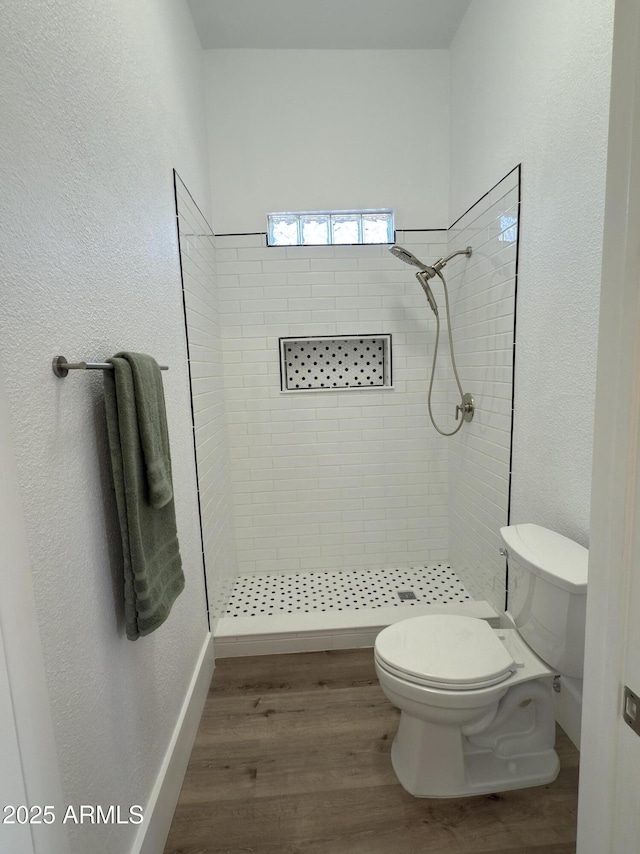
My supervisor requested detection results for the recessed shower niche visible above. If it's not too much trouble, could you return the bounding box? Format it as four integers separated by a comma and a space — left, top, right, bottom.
279, 334, 392, 392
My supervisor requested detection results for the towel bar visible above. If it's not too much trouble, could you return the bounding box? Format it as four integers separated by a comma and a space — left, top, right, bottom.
52, 355, 169, 378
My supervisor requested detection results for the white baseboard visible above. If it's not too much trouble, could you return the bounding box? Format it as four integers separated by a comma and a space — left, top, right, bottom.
131, 633, 214, 854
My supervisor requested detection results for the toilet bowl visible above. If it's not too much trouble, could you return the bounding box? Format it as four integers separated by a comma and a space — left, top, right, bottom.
375, 618, 559, 797
374, 524, 588, 798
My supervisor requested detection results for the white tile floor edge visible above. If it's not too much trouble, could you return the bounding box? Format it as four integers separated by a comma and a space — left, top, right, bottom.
214, 600, 499, 658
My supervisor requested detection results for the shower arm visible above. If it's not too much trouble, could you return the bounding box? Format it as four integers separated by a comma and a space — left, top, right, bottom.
432, 246, 473, 274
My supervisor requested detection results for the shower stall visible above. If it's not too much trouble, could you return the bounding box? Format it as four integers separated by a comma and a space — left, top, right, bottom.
175, 167, 521, 656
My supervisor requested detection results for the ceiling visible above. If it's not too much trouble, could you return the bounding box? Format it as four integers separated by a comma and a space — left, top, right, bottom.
187, 0, 472, 50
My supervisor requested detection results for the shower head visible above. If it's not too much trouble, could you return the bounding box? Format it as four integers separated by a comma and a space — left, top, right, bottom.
388, 244, 434, 274
389, 244, 473, 280
389, 243, 438, 312
388, 243, 472, 316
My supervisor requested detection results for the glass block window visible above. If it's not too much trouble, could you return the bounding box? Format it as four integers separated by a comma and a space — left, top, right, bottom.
267, 210, 394, 246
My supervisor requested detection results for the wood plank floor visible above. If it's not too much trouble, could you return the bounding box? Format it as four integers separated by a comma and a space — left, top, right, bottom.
164, 649, 579, 854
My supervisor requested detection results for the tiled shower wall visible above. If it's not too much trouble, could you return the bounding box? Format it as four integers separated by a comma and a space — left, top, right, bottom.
175, 176, 238, 625
216, 233, 452, 575
445, 168, 519, 612
177, 173, 518, 611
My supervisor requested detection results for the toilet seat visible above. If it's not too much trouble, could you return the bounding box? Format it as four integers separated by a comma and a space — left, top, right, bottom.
375, 615, 517, 691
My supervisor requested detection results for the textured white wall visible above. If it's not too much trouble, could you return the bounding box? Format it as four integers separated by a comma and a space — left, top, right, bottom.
204, 49, 450, 233
450, 0, 614, 545
216, 232, 450, 575
0, 2, 211, 853
447, 170, 519, 613
176, 176, 238, 627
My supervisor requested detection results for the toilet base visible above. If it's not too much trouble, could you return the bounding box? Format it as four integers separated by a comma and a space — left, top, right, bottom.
390, 710, 560, 798
463, 742, 560, 795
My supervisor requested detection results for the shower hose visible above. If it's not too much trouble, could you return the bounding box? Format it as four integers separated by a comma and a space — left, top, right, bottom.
427, 270, 466, 437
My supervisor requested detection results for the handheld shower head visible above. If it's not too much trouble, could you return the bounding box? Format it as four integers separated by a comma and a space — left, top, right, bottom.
388, 244, 435, 275
389, 244, 473, 280
416, 271, 439, 316
389, 243, 438, 312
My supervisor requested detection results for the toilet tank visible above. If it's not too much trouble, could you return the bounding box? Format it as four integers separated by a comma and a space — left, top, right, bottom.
500, 524, 588, 678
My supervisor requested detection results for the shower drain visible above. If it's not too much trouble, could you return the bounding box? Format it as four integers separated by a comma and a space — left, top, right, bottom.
397, 591, 417, 601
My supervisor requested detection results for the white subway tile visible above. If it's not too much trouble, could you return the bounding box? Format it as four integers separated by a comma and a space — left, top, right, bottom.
216, 233, 266, 249
262, 259, 311, 273
237, 247, 287, 262
286, 272, 336, 286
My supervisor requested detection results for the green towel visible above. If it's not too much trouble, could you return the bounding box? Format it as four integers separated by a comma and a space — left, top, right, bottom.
104, 352, 184, 640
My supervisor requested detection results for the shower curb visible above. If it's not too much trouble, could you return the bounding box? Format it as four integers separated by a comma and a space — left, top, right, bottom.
213, 600, 498, 657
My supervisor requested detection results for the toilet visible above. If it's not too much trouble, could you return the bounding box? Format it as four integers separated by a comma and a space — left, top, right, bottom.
374, 523, 588, 798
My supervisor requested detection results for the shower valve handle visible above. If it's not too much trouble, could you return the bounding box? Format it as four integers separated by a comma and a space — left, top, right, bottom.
455, 393, 475, 423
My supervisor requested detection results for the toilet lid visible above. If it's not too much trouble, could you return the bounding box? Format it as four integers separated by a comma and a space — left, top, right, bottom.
375, 615, 516, 689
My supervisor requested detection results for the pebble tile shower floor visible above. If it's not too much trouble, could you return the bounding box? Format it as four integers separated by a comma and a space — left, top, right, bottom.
224, 565, 471, 618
